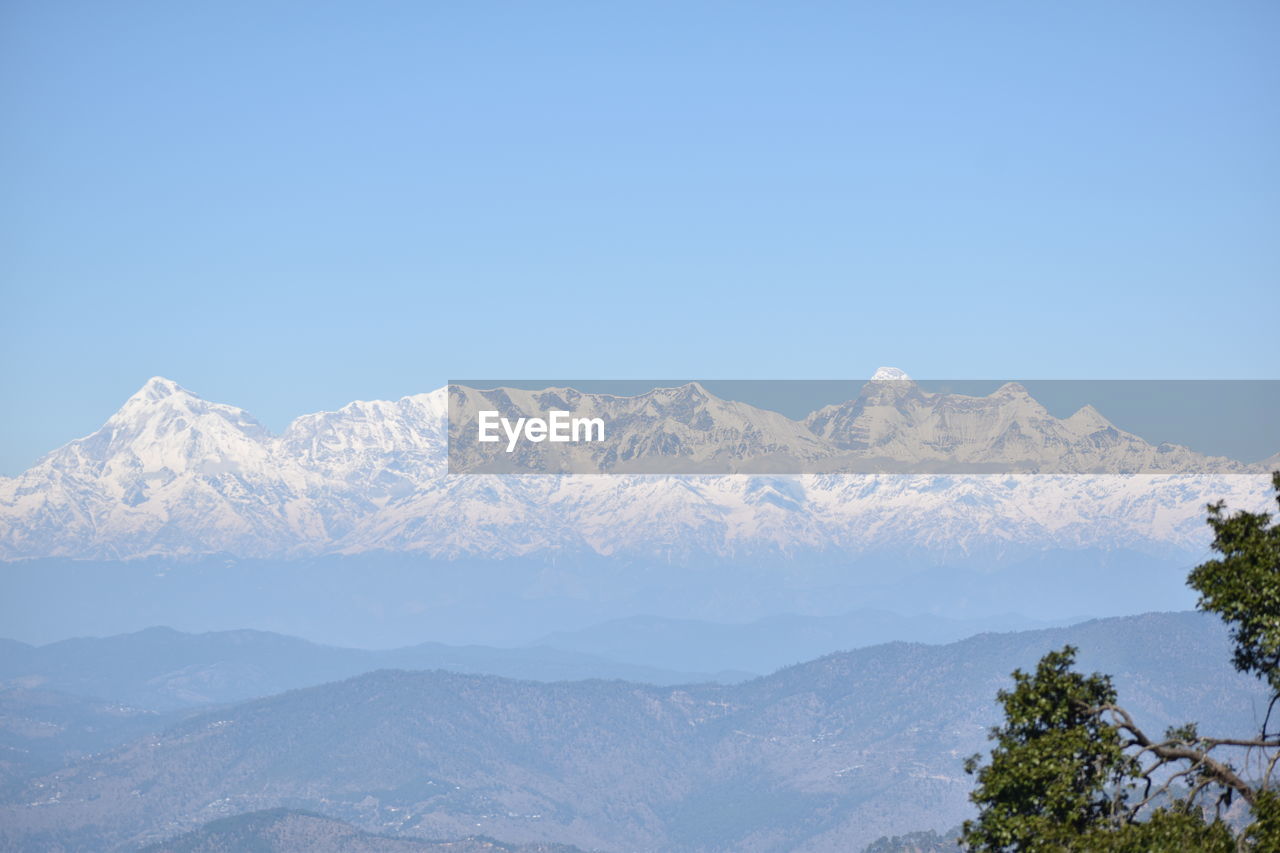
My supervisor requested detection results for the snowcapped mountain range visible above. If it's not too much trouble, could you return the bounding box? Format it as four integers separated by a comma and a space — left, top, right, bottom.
0, 372, 1272, 561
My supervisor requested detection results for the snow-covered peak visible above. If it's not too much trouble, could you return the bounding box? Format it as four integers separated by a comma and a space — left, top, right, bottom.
128, 376, 190, 403
106, 376, 266, 441
8, 377, 275, 500
870, 367, 912, 382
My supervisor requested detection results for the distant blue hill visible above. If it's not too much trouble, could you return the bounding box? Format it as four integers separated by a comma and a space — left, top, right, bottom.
534, 609, 1074, 674
0, 626, 749, 713
0, 611, 1264, 852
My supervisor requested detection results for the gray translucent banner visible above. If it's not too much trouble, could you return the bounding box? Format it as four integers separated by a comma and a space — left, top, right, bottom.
447, 378, 1279, 475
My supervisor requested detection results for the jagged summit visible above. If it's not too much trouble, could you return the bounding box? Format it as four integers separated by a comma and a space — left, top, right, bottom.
109, 376, 266, 437
130, 376, 190, 402
993, 381, 1032, 397
870, 367, 912, 381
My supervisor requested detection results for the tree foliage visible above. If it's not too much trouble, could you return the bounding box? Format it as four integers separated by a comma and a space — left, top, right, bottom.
1075, 807, 1235, 852
1189, 471, 1280, 695
962, 474, 1280, 851
961, 647, 1133, 850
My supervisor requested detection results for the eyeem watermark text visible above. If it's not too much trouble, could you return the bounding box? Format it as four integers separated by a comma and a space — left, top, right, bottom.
477, 410, 606, 452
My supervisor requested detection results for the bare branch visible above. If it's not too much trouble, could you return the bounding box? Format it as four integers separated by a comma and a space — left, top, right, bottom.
1088, 702, 1260, 807
1261, 693, 1280, 741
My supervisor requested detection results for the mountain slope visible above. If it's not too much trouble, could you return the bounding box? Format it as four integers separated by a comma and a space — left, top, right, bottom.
0, 612, 1266, 852
140, 809, 583, 853
804, 377, 1230, 474
0, 687, 178, 791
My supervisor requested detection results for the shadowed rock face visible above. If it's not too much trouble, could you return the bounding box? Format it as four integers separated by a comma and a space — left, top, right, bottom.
0, 612, 1266, 852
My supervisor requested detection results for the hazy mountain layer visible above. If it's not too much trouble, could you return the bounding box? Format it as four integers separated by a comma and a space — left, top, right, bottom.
534, 610, 1063, 674
0, 548, 1202, 650
0, 612, 1265, 852
0, 626, 748, 713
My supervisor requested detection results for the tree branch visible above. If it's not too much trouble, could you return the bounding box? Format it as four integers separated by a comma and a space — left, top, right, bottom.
1089, 702, 1261, 807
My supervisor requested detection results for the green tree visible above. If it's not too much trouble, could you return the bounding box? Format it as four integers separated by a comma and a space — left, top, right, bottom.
1189, 471, 1280, 695
962, 473, 1280, 851
961, 647, 1134, 851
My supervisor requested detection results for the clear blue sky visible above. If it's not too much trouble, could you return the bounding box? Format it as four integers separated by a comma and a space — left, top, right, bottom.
2, 1, 1277, 473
